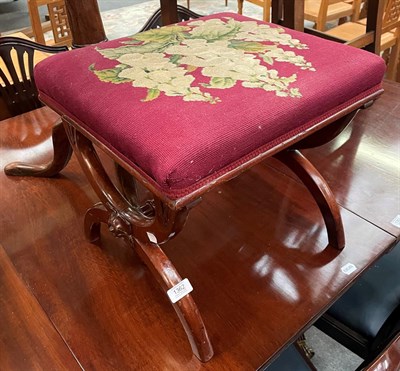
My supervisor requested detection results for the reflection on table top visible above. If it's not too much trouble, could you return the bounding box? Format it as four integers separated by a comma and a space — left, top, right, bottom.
0, 80, 398, 369
267, 79, 400, 238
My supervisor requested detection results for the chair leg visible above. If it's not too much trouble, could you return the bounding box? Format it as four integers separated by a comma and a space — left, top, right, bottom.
297, 334, 315, 359
263, 0, 271, 22
187, 0, 190, 9
238, 0, 244, 15
275, 149, 345, 250
4, 119, 72, 177
386, 40, 400, 81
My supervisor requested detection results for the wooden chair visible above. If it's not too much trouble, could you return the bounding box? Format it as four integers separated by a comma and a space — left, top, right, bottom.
187, 0, 228, 9
27, 0, 72, 46
0, 36, 68, 120
238, 0, 272, 22
360, 334, 400, 371
304, 0, 362, 31
139, 5, 202, 32
263, 333, 400, 370
315, 240, 400, 366
324, 0, 400, 80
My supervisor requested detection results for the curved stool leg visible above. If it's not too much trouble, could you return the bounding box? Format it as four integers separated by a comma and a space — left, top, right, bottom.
64, 123, 213, 362
4, 120, 72, 177
133, 238, 214, 362
275, 149, 345, 250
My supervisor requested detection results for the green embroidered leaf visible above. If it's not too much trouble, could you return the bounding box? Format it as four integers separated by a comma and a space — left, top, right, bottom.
170, 54, 182, 65
91, 66, 130, 84
121, 39, 143, 45
242, 81, 264, 89
97, 43, 169, 59
289, 88, 302, 98
142, 88, 160, 102
209, 77, 236, 89
134, 26, 190, 44
229, 40, 268, 53
262, 55, 274, 65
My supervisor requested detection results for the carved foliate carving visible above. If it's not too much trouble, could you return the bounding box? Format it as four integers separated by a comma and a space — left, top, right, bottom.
108, 211, 132, 239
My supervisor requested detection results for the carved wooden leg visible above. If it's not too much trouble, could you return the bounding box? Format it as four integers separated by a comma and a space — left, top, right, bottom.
133, 238, 213, 362
296, 334, 315, 359
4, 119, 72, 177
275, 149, 345, 250
64, 122, 213, 362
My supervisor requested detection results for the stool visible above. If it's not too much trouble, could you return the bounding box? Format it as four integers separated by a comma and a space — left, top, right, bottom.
5, 12, 386, 362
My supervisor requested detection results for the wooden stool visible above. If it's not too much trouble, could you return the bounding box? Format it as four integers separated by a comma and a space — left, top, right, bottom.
5, 12, 386, 362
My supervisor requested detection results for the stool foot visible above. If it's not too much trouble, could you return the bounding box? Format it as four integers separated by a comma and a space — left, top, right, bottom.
275, 149, 345, 250
133, 238, 214, 362
4, 120, 72, 177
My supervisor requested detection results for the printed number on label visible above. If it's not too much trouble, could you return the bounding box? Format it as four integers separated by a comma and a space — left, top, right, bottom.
167, 278, 193, 304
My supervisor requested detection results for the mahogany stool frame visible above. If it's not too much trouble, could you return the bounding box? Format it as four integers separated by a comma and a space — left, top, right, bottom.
4, 88, 382, 361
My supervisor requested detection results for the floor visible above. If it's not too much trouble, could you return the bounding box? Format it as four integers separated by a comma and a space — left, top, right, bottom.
0, 1, 393, 370
1, 0, 314, 40
0, 0, 148, 33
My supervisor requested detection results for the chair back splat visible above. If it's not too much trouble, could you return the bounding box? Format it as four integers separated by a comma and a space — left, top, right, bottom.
0, 36, 68, 119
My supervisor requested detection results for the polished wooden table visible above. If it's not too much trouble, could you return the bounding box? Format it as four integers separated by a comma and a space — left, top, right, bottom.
0, 80, 399, 369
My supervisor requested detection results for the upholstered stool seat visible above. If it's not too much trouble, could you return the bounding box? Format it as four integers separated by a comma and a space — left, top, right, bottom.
34, 13, 385, 200
9, 13, 386, 362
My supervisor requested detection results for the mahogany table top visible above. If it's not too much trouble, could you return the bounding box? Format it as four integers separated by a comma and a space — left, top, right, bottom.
0, 80, 398, 370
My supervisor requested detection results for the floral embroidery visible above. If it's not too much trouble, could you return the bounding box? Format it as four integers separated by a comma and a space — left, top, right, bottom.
90, 17, 315, 104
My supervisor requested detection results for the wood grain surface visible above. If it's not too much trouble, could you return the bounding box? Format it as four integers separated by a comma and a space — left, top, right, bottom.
0, 80, 398, 370
0, 243, 81, 370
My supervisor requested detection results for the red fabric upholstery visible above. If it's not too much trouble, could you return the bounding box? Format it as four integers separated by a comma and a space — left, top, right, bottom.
35, 13, 386, 199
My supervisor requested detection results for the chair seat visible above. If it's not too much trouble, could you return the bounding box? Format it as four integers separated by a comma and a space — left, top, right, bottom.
325, 22, 398, 51
326, 241, 400, 340
34, 13, 385, 200
261, 344, 311, 370
304, 0, 353, 21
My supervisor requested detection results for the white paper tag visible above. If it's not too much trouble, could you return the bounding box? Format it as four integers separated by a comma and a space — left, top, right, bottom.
391, 215, 400, 228
146, 232, 158, 244
167, 278, 193, 304
341, 263, 357, 275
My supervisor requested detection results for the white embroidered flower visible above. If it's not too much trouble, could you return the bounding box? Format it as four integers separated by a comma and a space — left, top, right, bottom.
93, 17, 315, 103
